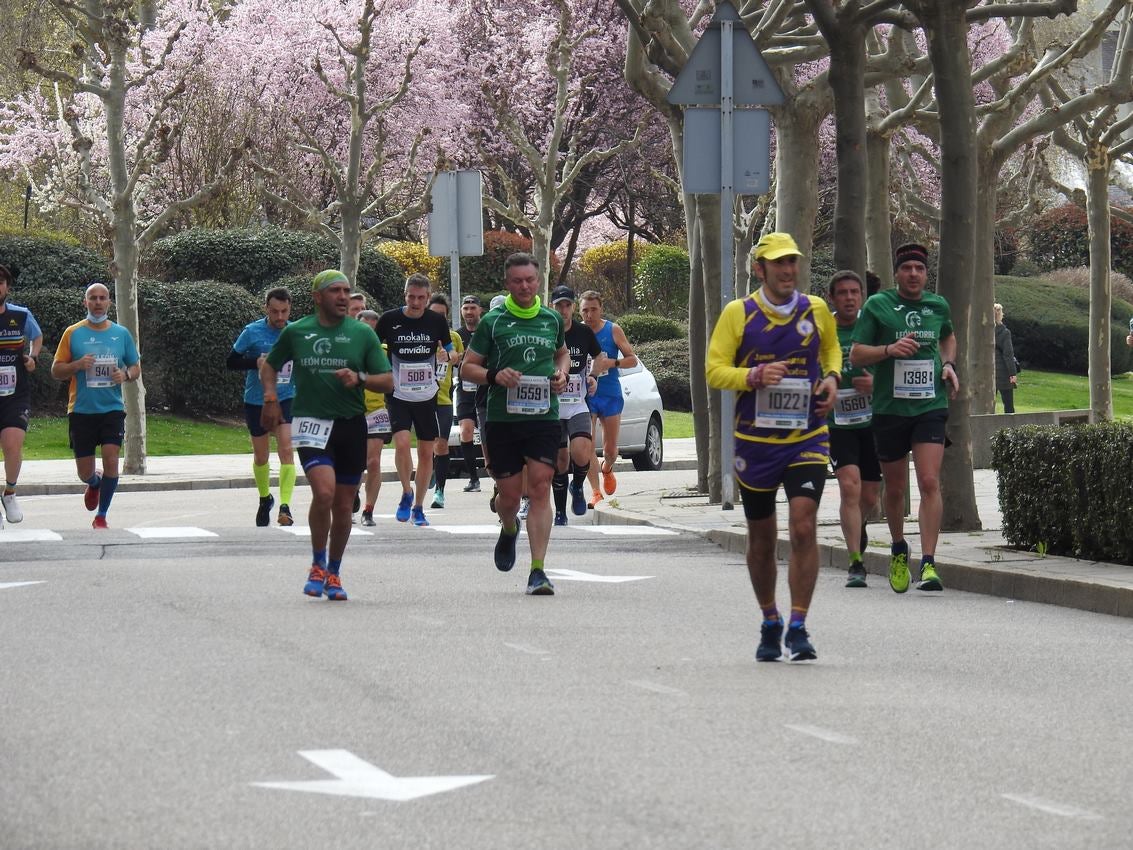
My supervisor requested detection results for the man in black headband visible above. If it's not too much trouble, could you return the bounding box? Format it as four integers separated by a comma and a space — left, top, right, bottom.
850, 243, 959, 595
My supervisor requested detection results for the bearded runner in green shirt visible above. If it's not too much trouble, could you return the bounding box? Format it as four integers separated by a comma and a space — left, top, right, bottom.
261, 269, 392, 602
850, 243, 959, 596
826, 271, 881, 589
462, 253, 570, 597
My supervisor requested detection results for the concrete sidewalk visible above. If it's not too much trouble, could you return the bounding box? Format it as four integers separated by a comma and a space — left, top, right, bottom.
10, 438, 1133, 618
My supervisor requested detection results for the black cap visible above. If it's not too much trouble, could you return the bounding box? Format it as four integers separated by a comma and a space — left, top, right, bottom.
550, 285, 575, 304
462, 294, 481, 306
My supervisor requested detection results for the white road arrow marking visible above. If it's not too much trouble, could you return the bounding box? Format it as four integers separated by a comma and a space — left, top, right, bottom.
1001, 793, 1103, 820
278, 526, 373, 537
628, 680, 687, 696
581, 526, 679, 536
253, 750, 493, 802
784, 724, 858, 745
431, 524, 525, 535
126, 527, 218, 539
544, 568, 653, 583
0, 529, 62, 542
0, 581, 46, 591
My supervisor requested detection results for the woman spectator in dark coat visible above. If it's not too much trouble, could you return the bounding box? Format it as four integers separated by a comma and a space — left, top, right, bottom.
994, 303, 1018, 413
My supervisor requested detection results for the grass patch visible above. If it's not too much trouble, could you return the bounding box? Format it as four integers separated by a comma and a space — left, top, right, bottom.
1013, 369, 1133, 418
663, 409, 695, 439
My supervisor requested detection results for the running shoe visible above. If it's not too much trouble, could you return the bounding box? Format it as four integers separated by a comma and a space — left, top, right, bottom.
277, 503, 294, 526
494, 527, 518, 572
846, 561, 868, 588
360, 511, 376, 527
396, 492, 413, 522
517, 496, 530, 520
92, 515, 109, 530
526, 568, 555, 596
83, 471, 102, 512
324, 573, 348, 601
602, 465, 617, 495
2, 492, 23, 524
756, 619, 783, 662
463, 479, 481, 493
588, 490, 604, 509
553, 511, 568, 527
256, 494, 274, 527
304, 565, 327, 597
411, 505, 429, 527
431, 490, 445, 509
785, 625, 817, 661
918, 563, 944, 592
569, 480, 587, 516
889, 545, 910, 593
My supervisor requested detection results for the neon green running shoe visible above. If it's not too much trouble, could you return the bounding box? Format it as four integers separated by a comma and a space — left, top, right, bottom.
889, 549, 910, 594
918, 562, 944, 592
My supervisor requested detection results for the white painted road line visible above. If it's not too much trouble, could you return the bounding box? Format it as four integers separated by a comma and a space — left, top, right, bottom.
1001, 793, 1104, 820
0, 529, 63, 542
503, 642, 550, 655
253, 750, 493, 802
278, 526, 374, 536
628, 680, 687, 696
545, 568, 654, 583
0, 581, 47, 591
582, 526, 680, 536
784, 725, 859, 745
431, 524, 526, 535
126, 527, 219, 539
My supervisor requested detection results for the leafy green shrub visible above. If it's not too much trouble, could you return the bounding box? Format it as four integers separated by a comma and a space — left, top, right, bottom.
993, 422, 1133, 564
636, 338, 691, 411
8, 287, 87, 351
575, 240, 658, 313
633, 245, 689, 321
377, 240, 442, 283
1010, 255, 1041, 277
354, 249, 404, 311
0, 235, 108, 290
139, 279, 261, 414
439, 231, 561, 294
616, 313, 686, 344
1030, 203, 1133, 279
994, 275, 1133, 375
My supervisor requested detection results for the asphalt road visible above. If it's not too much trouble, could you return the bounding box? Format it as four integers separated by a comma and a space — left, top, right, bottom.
2, 483, 1132, 849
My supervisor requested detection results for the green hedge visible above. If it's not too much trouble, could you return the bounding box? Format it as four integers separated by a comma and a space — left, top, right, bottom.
995, 276, 1133, 375
439, 231, 561, 294
633, 245, 689, 321
0, 235, 107, 290
616, 313, 686, 344
1030, 203, 1133, 279
636, 338, 692, 412
992, 422, 1133, 564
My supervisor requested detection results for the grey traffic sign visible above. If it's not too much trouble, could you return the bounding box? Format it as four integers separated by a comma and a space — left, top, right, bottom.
666, 1, 784, 107
681, 107, 771, 195
427, 170, 484, 257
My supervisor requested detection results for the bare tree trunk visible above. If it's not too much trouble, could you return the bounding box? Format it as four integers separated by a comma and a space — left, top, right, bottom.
773, 108, 824, 290
864, 126, 894, 288
970, 160, 999, 415
340, 202, 361, 285
1087, 145, 1113, 422
916, 0, 981, 531
825, 27, 869, 278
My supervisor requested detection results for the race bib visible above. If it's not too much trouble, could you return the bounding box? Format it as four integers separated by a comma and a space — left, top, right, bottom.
86, 354, 117, 389
396, 360, 436, 400
276, 361, 293, 386
754, 377, 811, 429
559, 374, 584, 405
834, 388, 872, 426
893, 359, 936, 399
506, 375, 551, 415
435, 361, 449, 382
292, 416, 333, 449
366, 408, 391, 436
461, 378, 478, 393
0, 365, 15, 397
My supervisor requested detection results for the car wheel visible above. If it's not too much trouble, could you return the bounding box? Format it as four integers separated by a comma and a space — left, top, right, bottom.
631, 414, 663, 471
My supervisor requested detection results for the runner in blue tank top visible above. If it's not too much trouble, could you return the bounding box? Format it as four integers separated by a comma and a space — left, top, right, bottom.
579, 290, 637, 506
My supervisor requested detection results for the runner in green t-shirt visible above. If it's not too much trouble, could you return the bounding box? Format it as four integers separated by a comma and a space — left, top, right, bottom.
462, 253, 569, 596
261, 269, 392, 602
826, 271, 880, 588
850, 243, 959, 596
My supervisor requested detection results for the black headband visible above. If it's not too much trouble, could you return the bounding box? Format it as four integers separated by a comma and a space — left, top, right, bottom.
894, 244, 929, 270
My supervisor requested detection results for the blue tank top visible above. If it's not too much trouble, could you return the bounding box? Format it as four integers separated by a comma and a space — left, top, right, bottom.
594, 320, 621, 397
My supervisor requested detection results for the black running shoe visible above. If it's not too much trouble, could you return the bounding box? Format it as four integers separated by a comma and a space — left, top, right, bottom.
494, 527, 518, 572
785, 625, 817, 661
277, 503, 294, 526
256, 494, 274, 527
526, 569, 555, 596
756, 619, 783, 662
463, 479, 481, 493
846, 561, 867, 588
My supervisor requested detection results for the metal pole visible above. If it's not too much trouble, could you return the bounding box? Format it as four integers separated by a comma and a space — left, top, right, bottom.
720, 21, 735, 511
448, 171, 462, 331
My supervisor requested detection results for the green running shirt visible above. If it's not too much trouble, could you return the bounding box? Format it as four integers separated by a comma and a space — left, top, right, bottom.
851, 289, 953, 417
828, 322, 873, 431
468, 305, 565, 423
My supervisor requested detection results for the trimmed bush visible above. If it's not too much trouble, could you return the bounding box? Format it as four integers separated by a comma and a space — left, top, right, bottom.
633, 245, 689, 321
616, 313, 685, 344
636, 338, 692, 412
354, 249, 404, 311
994, 275, 1133, 375
0, 235, 108, 290
377, 240, 443, 283
439, 231, 561, 294
1030, 203, 1133, 279
993, 422, 1133, 564
1040, 266, 1133, 310
576, 240, 659, 313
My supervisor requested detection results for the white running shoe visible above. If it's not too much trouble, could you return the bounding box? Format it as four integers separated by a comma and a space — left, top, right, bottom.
517, 496, 530, 520
1, 492, 22, 523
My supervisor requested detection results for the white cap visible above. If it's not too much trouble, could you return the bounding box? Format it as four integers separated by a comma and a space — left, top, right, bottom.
489, 295, 506, 310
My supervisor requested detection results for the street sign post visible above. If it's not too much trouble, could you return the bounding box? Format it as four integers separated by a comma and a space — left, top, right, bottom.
667, 1, 784, 511
428, 170, 484, 328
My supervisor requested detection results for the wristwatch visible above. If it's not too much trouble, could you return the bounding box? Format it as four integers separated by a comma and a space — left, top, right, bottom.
357, 371, 369, 385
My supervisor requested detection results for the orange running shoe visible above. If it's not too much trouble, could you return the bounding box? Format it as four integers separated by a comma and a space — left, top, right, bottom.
324, 573, 348, 601
303, 565, 327, 597
601, 464, 617, 495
